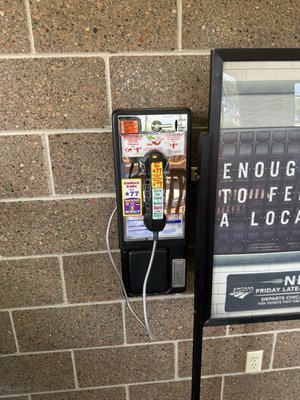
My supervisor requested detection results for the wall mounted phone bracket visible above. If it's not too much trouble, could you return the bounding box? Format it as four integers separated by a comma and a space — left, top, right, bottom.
112, 108, 192, 296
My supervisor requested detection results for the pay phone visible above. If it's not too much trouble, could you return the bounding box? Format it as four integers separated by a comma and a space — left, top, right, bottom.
112, 108, 192, 295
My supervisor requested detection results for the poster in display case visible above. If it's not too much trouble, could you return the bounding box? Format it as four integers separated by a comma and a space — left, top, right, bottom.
206, 48, 300, 325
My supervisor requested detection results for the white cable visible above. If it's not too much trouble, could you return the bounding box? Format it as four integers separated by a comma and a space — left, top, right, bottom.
106, 207, 148, 332
142, 236, 157, 341
106, 206, 157, 340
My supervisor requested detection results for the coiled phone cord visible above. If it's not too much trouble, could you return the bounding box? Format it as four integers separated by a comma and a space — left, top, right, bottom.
106, 206, 155, 340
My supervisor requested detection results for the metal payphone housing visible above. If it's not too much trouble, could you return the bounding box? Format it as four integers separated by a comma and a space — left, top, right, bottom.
112, 108, 192, 295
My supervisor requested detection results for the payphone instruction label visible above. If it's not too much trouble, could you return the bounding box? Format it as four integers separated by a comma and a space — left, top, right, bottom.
121, 179, 142, 217
125, 213, 184, 240
121, 132, 185, 157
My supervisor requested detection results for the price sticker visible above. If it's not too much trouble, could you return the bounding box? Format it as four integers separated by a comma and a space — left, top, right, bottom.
121, 179, 142, 216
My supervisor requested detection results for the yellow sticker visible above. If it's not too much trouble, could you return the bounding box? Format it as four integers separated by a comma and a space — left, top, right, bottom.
151, 162, 163, 189
151, 161, 164, 220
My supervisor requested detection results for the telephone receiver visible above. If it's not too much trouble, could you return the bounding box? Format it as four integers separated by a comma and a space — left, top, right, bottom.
140, 150, 167, 233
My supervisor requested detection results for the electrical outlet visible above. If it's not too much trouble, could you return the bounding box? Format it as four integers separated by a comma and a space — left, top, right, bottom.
245, 350, 264, 373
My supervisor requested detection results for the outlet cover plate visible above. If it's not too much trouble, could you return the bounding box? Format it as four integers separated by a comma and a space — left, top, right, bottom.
245, 350, 264, 373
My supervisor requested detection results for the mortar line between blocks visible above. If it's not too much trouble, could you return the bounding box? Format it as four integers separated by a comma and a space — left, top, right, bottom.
1, 299, 125, 313
0, 296, 195, 313
58, 255, 68, 304
0, 340, 180, 358
175, 366, 300, 383
0, 298, 193, 313
177, 0, 182, 50
0, 128, 112, 136
0, 380, 189, 398
24, 0, 35, 53
174, 341, 179, 379
42, 133, 56, 195
2, 374, 292, 400
125, 385, 131, 400
220, 375, 225, 400
122, 301, 128, 345
269, 332, 278, 370
125, 378, 194, 390
71, 350, 79, 389
0, 292, 194, 310
8, 311, 20, 353
0, 249, 118, 260
0, 127, 204, 136
104, 55, 113, 118
202, 365, 300, 378
0, 49, 211, 60
28, 395, 32, 400
205, 329, 300, 339
0, 192, 116, 202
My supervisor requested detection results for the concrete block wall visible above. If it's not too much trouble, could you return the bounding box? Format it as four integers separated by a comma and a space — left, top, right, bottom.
0, 1, 299, 399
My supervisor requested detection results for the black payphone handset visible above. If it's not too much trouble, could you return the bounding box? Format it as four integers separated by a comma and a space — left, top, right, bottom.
140, 150, 168, 339
141, 150, 167, 233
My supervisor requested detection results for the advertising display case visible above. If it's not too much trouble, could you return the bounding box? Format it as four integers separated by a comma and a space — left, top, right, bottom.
206, 48, 300, 325
192, 47, 300, 400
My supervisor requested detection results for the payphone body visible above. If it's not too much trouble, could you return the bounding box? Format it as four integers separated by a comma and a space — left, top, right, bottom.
112, 108, 192, 295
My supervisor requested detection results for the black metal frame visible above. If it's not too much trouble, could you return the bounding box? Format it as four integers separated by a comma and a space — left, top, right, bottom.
205, 48, 300, 327
191, 132, 210, 400
192, 48, 300, 400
